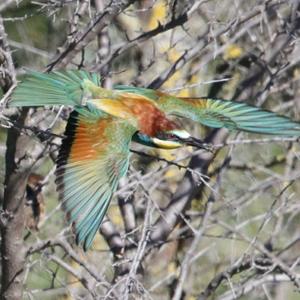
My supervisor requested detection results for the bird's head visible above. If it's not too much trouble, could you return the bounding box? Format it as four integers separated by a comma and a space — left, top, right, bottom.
134, 129, 209, 150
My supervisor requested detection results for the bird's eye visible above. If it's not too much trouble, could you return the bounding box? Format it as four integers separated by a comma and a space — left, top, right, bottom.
157, 132, 168, 139
156, 132, 178, 140
166, 133, 178, 140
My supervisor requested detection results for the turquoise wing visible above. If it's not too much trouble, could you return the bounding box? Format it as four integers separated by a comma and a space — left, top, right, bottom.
156, 96, 300, 136
10, 70, 101, 107
56, 108, 136, 250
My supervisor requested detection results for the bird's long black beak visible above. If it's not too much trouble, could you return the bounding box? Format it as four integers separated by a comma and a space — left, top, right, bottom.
183, 136, 213, 152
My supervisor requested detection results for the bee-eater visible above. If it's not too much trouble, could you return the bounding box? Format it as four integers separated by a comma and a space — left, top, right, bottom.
9, 70, 300, 250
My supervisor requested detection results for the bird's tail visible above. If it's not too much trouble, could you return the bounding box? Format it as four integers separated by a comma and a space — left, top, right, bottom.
9, 70, 101, 107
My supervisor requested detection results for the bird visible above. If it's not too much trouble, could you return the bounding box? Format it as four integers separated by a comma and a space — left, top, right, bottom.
9, 70, 300, 250
25, 173, 45, 231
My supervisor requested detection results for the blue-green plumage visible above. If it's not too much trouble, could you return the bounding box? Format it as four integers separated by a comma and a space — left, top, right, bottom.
9, 70, 300, 250
55, 108, 135, 250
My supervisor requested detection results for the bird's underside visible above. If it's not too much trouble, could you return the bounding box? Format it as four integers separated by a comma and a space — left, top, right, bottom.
9, 70, 300, 250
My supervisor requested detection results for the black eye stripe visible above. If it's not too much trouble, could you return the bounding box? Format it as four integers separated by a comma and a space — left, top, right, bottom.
156, 132, 184, 141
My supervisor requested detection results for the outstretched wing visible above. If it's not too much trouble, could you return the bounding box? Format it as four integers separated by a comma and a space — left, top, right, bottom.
155, 96, 300, 136
10, 70, 101, 107
56, 108, 136, 250
113, 85, 300, 136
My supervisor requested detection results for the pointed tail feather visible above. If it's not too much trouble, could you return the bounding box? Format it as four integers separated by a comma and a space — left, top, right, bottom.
9, 70, 101, 107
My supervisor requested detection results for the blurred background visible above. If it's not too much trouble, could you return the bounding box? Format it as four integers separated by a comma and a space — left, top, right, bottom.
0, 0, 300, 299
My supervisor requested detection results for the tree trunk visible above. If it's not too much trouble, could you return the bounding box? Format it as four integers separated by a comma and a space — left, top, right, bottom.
1, 110, 30, 300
